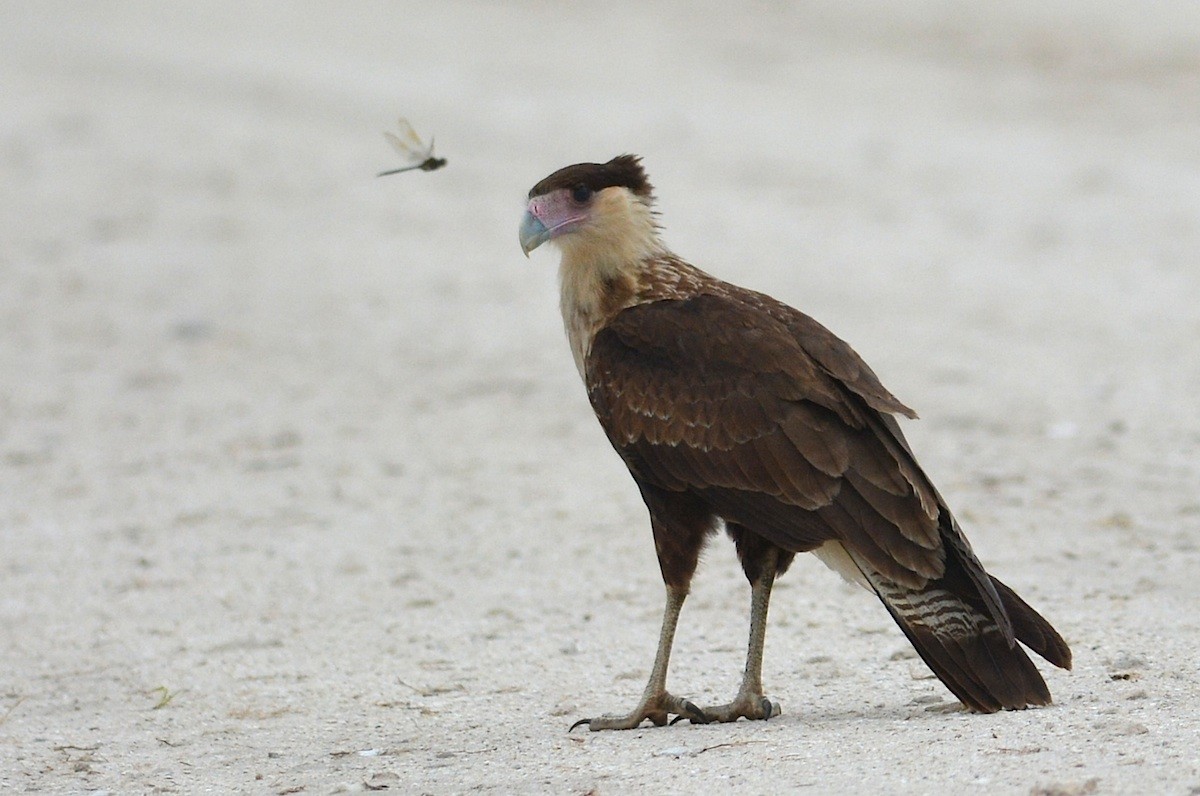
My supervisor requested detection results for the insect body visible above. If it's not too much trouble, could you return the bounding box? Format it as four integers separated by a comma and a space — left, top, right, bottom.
377, 118, 446, 176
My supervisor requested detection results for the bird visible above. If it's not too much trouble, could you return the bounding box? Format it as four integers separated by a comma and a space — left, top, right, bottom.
519, 155, 1072, 732
376, 118, 446, 177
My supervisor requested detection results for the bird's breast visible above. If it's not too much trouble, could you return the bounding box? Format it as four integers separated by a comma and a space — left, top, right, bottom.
562, 300, 595, 381
558, 259, 641, 381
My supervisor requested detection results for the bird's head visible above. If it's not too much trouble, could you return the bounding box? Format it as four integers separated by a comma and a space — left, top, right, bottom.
519, 155, 658, 261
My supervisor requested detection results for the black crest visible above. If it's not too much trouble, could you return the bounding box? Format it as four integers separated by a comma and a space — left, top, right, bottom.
528, 155, 654, 201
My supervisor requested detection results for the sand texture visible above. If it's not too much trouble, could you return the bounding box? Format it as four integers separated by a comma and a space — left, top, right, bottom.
2, 2, 1199, 793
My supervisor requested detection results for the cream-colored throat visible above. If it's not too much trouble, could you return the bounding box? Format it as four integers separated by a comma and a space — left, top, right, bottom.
555, 192, 663, 378
558, 253, 637, 380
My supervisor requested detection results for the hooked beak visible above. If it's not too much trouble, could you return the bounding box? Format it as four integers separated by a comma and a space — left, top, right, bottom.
519, 191, 588, 258
519, 209, 550, 257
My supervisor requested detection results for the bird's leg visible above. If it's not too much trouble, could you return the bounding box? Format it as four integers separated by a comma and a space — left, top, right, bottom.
570, 585, 709, 731
689, 547, 782, 723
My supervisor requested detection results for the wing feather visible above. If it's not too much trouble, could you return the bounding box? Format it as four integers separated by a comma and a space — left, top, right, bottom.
779, 404, 850, 476
845, 470, 940, 549
585, 293, 950, 584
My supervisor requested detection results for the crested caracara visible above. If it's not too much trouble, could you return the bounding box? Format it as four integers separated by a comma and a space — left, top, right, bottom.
520, 155, 1071, 731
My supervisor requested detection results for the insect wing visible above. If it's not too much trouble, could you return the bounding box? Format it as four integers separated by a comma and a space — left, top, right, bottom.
385, 118, 433, 163
378, 118, 442, 177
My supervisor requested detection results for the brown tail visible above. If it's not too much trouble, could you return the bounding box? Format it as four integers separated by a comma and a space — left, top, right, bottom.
989, 575, 1072, 671
855, 557, 1071, 712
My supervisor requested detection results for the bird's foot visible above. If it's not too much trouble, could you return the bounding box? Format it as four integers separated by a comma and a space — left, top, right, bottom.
675, 691, 781, 724
569, 691, 710, 732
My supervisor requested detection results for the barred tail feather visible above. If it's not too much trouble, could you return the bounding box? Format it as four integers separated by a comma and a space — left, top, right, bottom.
847, 549, 1067, 712
875, 578, 1051, 711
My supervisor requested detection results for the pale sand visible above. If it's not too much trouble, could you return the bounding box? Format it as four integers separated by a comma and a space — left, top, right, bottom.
2, 2, 1199, 793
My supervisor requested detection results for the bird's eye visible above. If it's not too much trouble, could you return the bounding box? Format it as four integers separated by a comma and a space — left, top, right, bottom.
571, 184, 593, 203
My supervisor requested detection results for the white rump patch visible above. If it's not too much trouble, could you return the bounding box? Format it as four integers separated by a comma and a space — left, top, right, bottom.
812, 540, 870, 589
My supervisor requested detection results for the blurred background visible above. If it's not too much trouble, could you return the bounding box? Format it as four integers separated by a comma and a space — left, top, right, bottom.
2, 2, 1198, 792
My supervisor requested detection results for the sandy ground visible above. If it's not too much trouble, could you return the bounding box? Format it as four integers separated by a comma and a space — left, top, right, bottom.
3, 2, 1200, 793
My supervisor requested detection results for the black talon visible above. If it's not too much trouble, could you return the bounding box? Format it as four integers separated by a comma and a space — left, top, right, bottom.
760, 698, 774, 720
568, 718, 592, 732
683, 700, 710, 724
668, 700, 709, 726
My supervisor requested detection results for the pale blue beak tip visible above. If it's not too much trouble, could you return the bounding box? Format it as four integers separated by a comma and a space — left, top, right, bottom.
519, 210, 550, 257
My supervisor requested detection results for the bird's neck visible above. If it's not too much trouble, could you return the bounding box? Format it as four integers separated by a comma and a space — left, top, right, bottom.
558, 250, 643, 380
558, 255, 719, 381
556, 202, 667, 378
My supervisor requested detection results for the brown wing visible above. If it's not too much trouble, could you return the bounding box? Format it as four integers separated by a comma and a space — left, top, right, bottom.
739, 287, 922, 422
585, 292, 950, 590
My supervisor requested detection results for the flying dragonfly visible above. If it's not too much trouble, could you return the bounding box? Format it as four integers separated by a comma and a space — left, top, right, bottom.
377, 118, 446, 177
